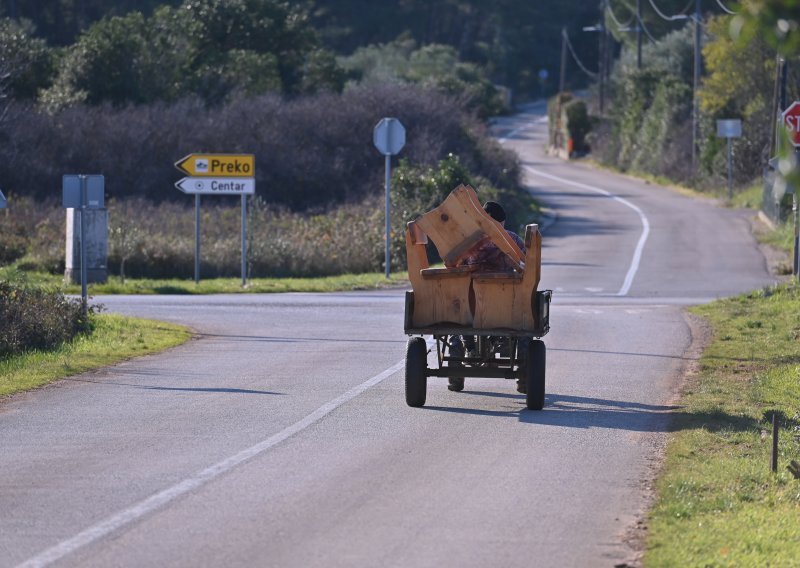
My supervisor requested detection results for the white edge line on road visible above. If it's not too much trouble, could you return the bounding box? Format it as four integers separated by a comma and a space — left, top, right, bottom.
16, 355, 413, 568
497, 116, 547, 145
523, 166, 650, 297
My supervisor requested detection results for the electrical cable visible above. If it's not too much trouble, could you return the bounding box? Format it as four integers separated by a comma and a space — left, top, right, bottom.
646, 0, 692, 21
618, 0, 657, 42
562, 28, 599, 78
638, 11, 659, 41
607, 1, 635, 29
715, 0, 737, 15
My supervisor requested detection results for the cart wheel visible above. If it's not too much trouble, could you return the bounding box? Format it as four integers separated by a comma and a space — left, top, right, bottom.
405, 337, 428, 407
524, 339, 546, 410
447, 337, 465, 392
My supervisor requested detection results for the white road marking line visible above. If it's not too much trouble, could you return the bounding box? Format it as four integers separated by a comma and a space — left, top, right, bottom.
16, 358, 408, 568
523, 166, 650, 297
496, 116, 650, 297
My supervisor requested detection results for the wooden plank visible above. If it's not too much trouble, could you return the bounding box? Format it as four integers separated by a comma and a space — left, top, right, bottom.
416, 185, 524, 270
405, 222, 473, 328
421, 265, 478, 280
472, 224, 541, 331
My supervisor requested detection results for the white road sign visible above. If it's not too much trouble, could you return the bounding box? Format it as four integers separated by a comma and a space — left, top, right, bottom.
0, 189, 6, 208
716, 119, 742, 138
175, 177, 255, 195
373, 117, 406, 156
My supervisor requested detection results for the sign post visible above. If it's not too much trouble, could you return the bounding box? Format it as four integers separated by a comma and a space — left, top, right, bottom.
716, 119, 742, 201
373, 118, 406, 278
782, 102, 800, 279
175, 154, 255, 286
63, 175, 104, 314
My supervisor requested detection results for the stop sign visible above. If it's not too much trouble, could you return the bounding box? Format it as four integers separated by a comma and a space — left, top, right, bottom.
782, 101, 800, 147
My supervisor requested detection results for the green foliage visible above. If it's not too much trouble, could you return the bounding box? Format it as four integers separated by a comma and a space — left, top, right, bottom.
0, 280, 93, 358
594, 26, 695, 181
38, 0, 341, 108
0, 313, 190, 397
312, 0, 600, 97
732, 0, 800, 56
0, 18, 54, 100
547, 93, 592, 154
339, 38, 507, 117
564, 99, 591, 153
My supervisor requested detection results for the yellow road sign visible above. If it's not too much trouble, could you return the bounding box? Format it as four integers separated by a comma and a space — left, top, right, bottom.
175, 154, 255, 177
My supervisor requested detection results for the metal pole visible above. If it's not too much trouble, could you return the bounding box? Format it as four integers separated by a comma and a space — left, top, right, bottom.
792, 191, 798, 278
692, 0, 701, 173
599, 22, 606, 113
772, 413, 779, 473
636, 0, 642, 69
194, 194, 200, 284
559, 27, 567, 93
384, 154, 391, 279
79, 176, 88, 316
727, 137, 733, 201
241, 194, 247, 287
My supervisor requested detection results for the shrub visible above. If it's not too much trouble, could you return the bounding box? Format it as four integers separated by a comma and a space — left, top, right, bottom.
0, 84, 519, 213
0, 280, 93, 358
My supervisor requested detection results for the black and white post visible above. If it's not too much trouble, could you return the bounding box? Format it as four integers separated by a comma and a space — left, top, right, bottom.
373, 118, 406, 279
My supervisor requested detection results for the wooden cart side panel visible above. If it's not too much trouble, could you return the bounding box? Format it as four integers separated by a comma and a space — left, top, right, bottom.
405, 222, 473, 328
405, 221, 429, 292
472, 224, 542, 331
411, 276, 474, 328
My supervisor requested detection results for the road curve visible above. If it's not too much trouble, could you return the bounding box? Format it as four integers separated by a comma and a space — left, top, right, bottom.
1, 104, 776, 568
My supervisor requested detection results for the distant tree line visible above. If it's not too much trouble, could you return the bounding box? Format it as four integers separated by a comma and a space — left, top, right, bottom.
587, 0, 800, 191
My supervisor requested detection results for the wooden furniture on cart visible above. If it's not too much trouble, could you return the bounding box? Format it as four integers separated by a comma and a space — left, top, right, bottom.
404, 184, 544, 333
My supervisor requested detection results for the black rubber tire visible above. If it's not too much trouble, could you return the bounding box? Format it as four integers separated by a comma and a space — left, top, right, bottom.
405, 337, 428, 407
448, 338, 465, 392
524, 339, 546, 410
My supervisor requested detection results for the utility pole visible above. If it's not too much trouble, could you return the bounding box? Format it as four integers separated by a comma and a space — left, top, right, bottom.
691, 0, 702, 172
559, 27, 567, 94
636, 0, 643, 69
599, 24, 606, 113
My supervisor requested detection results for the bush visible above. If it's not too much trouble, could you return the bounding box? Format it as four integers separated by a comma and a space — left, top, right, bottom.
0, 280, 93, 358
0, 84, 520, 212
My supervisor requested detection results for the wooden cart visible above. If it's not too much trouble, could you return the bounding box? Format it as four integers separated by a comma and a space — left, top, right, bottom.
404, 185, 551, 410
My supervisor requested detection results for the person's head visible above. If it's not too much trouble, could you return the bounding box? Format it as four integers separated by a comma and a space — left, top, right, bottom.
483, 201, 506, 225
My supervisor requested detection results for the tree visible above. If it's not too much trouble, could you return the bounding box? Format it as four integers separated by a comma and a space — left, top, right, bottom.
0, 18, 53, 100
39, 0, 342, 108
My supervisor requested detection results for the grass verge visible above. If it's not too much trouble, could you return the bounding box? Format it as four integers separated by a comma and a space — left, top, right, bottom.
644, 282, 800, 566
0, 268, 410, 295
0, 314, 191, 397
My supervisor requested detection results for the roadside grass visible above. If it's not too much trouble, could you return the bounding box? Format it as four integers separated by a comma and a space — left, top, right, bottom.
0, 314, 191, 397
644, 283, 800, 566
0, 267, 410, 294
729, 182, 763, 210
760, 221, 795, 255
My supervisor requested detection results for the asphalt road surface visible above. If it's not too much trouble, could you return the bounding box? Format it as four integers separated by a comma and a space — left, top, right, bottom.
1, 103, 777, 568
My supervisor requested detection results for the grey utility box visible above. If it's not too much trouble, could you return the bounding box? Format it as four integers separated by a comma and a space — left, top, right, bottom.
65, 208, 108, 284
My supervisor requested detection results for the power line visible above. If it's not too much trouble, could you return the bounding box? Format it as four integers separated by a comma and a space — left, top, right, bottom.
715, 0, 737, 14
562, 28, 599, 79
607, 1, 635, 29
639, 13, 659, 42
645, 0, 692, 21
619, 0, 658, 42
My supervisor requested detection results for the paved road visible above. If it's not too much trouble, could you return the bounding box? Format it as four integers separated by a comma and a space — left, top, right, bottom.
1, 104, 776, 568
